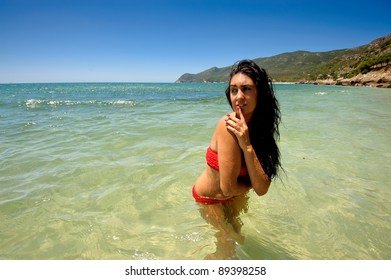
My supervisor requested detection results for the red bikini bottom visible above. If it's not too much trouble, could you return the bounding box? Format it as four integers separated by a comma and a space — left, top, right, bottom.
192, 186, 234, 204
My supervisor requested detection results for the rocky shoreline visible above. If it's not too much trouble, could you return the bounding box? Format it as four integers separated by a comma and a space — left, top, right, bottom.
298, 67, 391, 88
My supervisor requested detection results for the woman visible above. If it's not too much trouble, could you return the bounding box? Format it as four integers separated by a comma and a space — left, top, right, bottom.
192, 59, 281, 259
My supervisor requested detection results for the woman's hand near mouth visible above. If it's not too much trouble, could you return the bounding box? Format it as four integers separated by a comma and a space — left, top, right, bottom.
225, 107, 251, 151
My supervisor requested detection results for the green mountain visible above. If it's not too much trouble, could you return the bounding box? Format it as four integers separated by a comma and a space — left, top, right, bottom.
176, 34, 391, 84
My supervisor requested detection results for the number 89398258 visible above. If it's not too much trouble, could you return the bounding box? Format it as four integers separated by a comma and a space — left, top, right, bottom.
218, 266, 266, 276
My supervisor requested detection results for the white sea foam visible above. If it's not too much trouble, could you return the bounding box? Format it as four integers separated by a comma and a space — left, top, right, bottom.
111, 100, 136, 105
25, 99, 136, 107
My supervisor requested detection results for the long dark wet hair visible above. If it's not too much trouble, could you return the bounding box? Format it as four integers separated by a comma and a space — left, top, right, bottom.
225, 59, 281, 179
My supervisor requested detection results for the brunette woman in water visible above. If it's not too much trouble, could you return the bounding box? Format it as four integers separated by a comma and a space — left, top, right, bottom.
192, 59, 281, 259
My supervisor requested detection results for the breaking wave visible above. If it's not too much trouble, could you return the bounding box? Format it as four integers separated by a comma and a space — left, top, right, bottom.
25, 99, 136, 108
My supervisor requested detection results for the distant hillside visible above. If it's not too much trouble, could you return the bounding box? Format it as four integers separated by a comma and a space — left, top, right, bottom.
176, 34, 391, 88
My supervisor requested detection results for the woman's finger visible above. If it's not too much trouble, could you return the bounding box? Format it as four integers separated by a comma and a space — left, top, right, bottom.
238, 107, 246, 125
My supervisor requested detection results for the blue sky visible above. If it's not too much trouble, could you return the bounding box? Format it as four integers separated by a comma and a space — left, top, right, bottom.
1, 0, 390, 83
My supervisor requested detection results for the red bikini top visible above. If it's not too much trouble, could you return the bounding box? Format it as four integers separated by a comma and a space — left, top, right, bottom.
206, 146, 248, 177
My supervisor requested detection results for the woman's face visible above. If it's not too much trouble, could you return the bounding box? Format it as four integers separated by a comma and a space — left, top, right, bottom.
229, 73, 258, 120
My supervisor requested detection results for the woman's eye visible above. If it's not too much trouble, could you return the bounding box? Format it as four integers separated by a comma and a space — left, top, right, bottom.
230, 88, 238, 94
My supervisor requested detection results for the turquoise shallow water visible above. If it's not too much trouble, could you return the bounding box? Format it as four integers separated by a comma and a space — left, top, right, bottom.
0, 83, 390, 259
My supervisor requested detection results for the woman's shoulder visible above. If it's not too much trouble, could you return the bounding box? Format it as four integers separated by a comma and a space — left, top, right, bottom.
215, 113, 231, 134
213, 113, 238, 144
210, 113, 236, 148
216, 112, 235, 127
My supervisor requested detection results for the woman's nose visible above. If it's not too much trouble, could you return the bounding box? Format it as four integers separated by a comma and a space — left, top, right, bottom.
237, 90, 245, 99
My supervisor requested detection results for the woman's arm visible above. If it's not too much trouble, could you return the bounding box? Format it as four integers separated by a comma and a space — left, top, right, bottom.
225, 108, 271, 196
216, 117, 252, 197
242, 145, 270, 196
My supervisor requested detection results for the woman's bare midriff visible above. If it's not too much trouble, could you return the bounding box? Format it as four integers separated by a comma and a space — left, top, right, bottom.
194, 167, 233, 200
194, 167, 250, 200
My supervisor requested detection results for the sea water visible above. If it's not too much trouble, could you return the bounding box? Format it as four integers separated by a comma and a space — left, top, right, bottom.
0, 83, 390, 259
